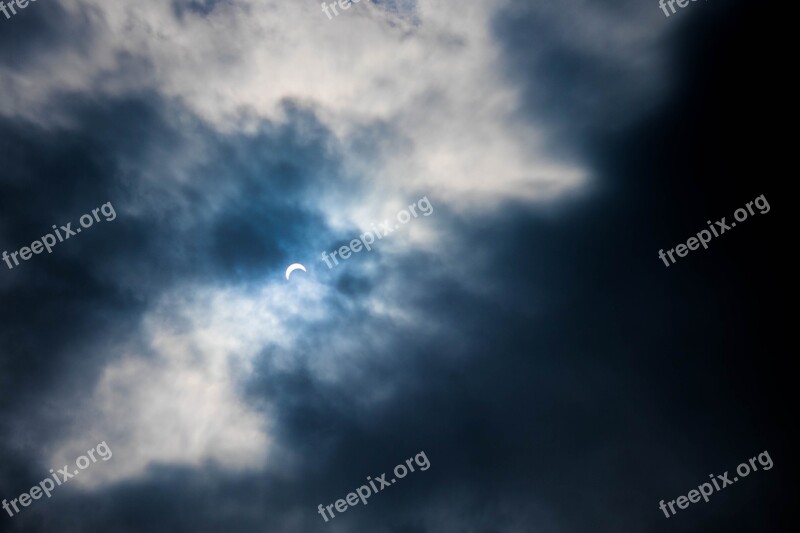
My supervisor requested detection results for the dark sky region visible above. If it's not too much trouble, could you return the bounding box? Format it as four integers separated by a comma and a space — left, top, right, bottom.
0, 0, 794, 532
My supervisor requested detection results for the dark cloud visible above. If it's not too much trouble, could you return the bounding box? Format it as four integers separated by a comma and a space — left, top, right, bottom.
0, 0, 793, 532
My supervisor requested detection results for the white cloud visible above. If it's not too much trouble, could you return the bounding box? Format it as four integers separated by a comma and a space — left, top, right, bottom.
49, 278, 329, 486
48, 254, 447, 486
0, 0, 632, 214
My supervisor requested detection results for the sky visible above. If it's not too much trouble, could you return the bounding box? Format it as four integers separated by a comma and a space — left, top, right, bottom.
0, 0, 793, 532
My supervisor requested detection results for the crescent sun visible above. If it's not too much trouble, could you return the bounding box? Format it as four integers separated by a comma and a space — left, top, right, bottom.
285, 263, 307, 280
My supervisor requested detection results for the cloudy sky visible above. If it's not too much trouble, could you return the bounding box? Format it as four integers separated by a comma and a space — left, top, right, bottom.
0, 0, 792, 532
